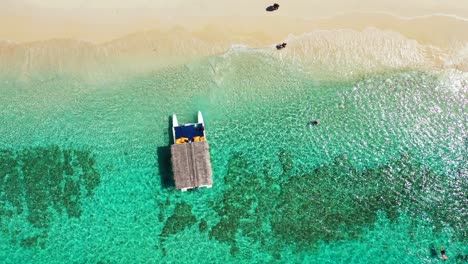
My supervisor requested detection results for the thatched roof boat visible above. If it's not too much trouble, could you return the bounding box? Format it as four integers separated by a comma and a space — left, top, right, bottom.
170, 111, 213, 191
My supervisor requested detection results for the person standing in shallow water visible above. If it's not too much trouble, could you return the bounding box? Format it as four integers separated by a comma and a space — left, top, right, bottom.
276, 42, 287, 50
441, 247, 448, 261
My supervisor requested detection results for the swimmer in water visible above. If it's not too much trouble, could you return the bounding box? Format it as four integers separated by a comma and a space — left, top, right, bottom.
308, 119, 320, 128
441, 247, 448, 261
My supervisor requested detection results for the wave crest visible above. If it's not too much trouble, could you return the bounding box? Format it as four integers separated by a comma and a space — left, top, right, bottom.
0, 27, 465, 82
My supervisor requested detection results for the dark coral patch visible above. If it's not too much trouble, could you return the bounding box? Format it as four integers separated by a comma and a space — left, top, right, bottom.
198, 219, 208, 233
271, 155, 368, 246
0, 146, 101, 248
20, 233, 47, 249
76, 149, 101, 196
159, 202, 197, 256
209, 152, 281, 254
1, 150, 24, 216
160, 202, 197, 238
209, 150, 465, 255
63, 178, 83, 218
272, 153, 460, 247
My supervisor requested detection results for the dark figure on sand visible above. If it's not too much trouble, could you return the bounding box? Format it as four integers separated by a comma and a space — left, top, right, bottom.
266, 3, 280, 12
276, 42, 287, 50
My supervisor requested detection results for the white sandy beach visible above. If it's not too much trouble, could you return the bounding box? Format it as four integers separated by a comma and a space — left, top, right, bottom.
2, 0, 468, 44
1, 0, 467, 79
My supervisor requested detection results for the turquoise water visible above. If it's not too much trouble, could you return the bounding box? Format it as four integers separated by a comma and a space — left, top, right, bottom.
0, 49, 467, 263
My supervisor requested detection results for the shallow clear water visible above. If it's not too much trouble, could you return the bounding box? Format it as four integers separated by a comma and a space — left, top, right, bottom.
0, 49, 467, 263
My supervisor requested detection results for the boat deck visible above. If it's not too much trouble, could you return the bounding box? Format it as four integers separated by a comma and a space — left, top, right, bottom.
170, 140, 213, 191
170, 111, 212, 191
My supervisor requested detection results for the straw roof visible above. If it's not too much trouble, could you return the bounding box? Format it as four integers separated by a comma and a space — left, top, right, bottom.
171, 141, 213, 190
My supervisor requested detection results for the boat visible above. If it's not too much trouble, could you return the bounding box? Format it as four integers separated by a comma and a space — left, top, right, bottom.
170, 111, 213, 191
172, 111, 206, 145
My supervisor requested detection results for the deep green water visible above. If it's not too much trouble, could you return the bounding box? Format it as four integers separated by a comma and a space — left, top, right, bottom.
0, 50, 467, 263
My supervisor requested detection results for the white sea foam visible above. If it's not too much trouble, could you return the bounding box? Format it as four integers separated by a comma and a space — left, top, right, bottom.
0, 27, 466, 82
215, 28, 450, 80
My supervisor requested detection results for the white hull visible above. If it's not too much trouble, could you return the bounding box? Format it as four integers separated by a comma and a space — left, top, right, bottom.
173, 114, 178, 127
172, 114, 178, 143
198, 111, 204, 125
198, 111, 206, 138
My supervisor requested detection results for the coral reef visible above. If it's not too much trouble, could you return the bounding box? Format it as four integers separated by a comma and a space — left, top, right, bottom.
208, 150, 465, 255
0, 146, 101, 247
160, 202, 197, 238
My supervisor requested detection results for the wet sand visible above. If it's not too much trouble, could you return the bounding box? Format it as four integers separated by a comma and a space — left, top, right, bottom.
1, 2, 467, 78
1, 0, 468, 46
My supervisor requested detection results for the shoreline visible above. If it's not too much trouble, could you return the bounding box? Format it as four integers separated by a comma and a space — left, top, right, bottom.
0, 12, 467, 48
0, 13, 467, 81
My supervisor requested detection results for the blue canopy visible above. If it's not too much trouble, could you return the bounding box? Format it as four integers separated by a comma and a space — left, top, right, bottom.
174, 123, 204, 141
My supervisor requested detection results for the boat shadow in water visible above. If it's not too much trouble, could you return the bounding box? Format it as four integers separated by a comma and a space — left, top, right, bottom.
156, 115, 175, 188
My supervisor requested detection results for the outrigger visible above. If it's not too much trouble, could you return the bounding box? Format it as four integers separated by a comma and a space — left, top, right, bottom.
170, 111, 213, 191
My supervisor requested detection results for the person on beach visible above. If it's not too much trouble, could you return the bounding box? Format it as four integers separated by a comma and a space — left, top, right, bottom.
441, 247, 448, 261
266, 3, 279, 12
276, 42, 287, 50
